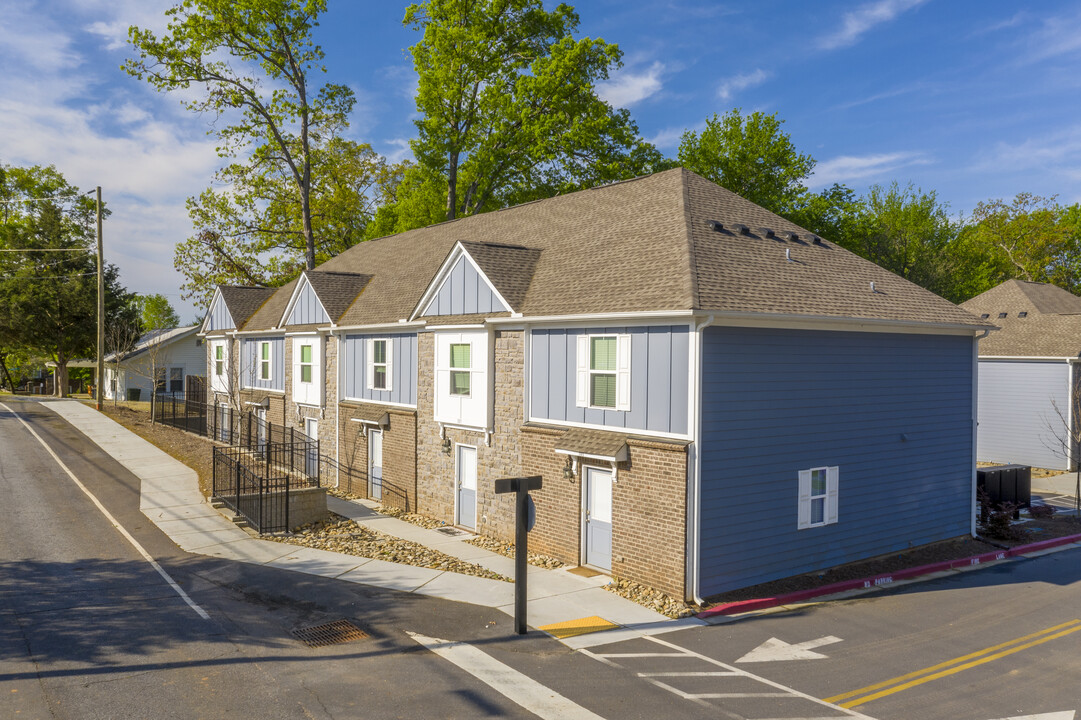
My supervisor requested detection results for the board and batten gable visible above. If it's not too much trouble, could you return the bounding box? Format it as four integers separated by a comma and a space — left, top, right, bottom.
421, 255, 509, 317
698, 326, 975, 597
976, 360, 1073, 470
530, 325, 690, 435
240, 337, 285, 392
204, 292, 235, 332
342, 333, 418, 406
286, 281, 330, 326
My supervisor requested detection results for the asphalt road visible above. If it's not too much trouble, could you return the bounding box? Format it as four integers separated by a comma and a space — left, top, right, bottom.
4, 396, 1079, 720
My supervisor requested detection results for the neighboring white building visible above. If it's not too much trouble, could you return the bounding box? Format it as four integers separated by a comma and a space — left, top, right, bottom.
92, 327, 205, 400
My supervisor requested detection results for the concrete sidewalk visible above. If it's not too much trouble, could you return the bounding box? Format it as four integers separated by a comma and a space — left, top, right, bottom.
1034, 471, 1080, 499
41, 399, 700, 648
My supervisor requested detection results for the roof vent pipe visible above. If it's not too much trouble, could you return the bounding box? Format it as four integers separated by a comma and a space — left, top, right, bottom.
786, 248, 792, 262
870, 281, 877, 293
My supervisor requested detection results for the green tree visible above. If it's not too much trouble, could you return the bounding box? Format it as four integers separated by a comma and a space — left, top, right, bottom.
138, 293, 181, 330
0, 165, 137, 397
677, 109, 815, 214
401, 0, 665, 226
126, 0, 366, 304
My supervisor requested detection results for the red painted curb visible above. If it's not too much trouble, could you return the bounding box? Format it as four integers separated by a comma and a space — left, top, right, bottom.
698, 532, 1081, 619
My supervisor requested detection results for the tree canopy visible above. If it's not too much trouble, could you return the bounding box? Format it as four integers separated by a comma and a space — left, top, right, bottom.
138, 293, 181, 330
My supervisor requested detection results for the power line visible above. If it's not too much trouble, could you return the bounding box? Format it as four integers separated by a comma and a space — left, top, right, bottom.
0, 191, 94, 206
0, 248, 92, 252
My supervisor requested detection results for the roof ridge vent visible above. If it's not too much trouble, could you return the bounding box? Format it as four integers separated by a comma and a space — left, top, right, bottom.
731, 223, 750, 235
758, 227, 776, 238
707, 220, 724, 232
781, 231, 798, 242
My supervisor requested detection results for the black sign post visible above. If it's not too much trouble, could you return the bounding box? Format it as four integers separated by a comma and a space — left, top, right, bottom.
494, 475, 542, 635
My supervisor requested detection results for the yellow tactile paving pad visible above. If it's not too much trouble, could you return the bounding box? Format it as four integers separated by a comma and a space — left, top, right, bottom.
539, 616, 619, 639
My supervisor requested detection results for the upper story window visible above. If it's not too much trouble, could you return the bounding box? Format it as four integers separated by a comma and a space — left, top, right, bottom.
259, 341, 271, 381
576, 334, 631, 411
292, 336, 322, 406
798, 466, 839, 529
367, 338, 393, 391
210, 340, 229, 394
450, 343, 471, 396
214, 345, 225, 377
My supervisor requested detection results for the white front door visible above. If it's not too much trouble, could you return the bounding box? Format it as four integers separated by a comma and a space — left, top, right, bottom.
456, 445, 477, 530
304, 417, 319, 477
584, 467, 613, 571
369, 429, 383, 501
254, 406, 267, 455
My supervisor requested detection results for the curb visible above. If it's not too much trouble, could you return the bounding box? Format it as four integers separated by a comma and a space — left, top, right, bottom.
698, 532, 1081, 619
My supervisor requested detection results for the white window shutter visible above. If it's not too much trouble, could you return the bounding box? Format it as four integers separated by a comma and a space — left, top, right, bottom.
826, 466, 840, 524
797, 469, 812, 529
385, 337, 394, 392
616, 333, 632, 411
575, 335, 589, 407
366, 338, 374, 389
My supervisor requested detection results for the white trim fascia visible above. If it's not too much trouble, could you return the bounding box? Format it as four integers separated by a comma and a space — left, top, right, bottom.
199, 287, 235, 336
688, 314, 712, 605
490, 310, 696, 327
553, 447, 629, 464
1068, 362, 1076, 472
423, 323, 487, 331
278, 272, 335, 329
526, 416, 692, 442
977, 355, 1076, 362
440, 422, 488, 434
284, 330, 322, 337
232, 329, 286, 337
970, 336, 979, 538
409, 242, 513, 321
340, 397, 417, 410
240, 387, 285, 395
522, 328, 532, 425
709, 312, 990, 336
326, 321, 426, 333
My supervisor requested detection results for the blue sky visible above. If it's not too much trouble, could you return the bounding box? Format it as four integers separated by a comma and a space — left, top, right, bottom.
2, 0, 1080, 321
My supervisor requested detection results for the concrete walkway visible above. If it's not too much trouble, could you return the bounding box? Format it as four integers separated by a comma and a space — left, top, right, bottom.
41, 400, 701, 648
1034, 471, 1081, 499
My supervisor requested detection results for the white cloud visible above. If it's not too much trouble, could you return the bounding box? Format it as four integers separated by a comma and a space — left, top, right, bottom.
716, 69, 769, 101
647, 126, 687, 150
380, 138, 413, 164
1024, 10, 1081, 62
809, 152, 932, 188
597, 62, 666, 108
817, 0, 930, 51
974, 126, 1081, 175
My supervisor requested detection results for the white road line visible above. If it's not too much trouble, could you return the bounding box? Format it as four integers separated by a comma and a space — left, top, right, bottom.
638, 671, 741, 677
407, 632, 605, 720
1, 402, 211, 621
595, 652, 689, 658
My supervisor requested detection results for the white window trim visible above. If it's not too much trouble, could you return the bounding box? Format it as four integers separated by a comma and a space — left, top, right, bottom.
575, 333, 631, 411
433, 330, 488, 428
259, 341, 272, 382
291, 336, 323, 407
448, 341, 472, 398
798, 466, 839, 529
210, 340, 230, 393
366, 337, 393, 392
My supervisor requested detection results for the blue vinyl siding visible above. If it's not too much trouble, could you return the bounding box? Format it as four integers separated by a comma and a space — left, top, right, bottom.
422, 255, 509, 316
342, 333, 418, 406
530, 326, 690, 435
241, 338, 284, 391
205, 294, 235, 331
287, 281, 330, 325
698, 327, 975, 597
977, 360, 1071, 470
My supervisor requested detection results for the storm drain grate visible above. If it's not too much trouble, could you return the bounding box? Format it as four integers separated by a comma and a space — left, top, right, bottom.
292, 620, 369, 648
435, 527, 469, 537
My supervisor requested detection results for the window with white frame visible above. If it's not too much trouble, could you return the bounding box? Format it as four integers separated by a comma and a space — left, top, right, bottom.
434, 330, 488, 427
214, 345, 224, 377
259, 341, 271, 381
291, 336, 322, 406
210, 340, 229, 393
576, 334, 631, 411
366, 338, 393, 391
798, 466, 839, 529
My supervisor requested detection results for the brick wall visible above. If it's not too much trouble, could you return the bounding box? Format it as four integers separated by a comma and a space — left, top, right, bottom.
337, 404, 417, 511
414, 330, 522, 534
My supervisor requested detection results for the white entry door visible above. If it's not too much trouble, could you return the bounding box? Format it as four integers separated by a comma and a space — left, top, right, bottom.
584, 467, 613, 571
456, 445, 477, 530
369, 429, 383, 501
304, 417, 319, 478
254, 406, 267, 457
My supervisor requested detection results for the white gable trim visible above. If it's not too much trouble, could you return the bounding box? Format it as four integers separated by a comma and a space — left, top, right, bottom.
409, 242, 513, 321
279, 272, 334, 328
199, 287, 236, 335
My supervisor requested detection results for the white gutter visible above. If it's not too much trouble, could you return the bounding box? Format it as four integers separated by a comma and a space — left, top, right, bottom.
688, 314, 714, 605
707, 310, 992, 335
976, 355, 1074, 362
317, 320, 426, 333
487, 310, 696, 325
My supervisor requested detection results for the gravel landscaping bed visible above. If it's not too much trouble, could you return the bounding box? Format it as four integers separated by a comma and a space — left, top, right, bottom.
269, 514, 511, 582
464, 535, 566, 569
606, 579, 698, 619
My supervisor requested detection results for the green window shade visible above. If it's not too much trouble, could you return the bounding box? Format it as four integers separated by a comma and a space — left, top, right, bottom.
301, 365, 312, 383
450, 343, 470, 369
590, 374, 616, 408
373, 366, 386, 390
590, 337, 616, 371
261, 343, 270, 361
450, 370, 470, 396
373, 340, 386, 364
215, 346, 223, 360
260, 361, 270, 380
215, 360, 223, 376
300, 345, 312, 364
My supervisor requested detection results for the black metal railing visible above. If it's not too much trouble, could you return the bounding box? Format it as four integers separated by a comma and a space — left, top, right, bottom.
211, 438, 320, 533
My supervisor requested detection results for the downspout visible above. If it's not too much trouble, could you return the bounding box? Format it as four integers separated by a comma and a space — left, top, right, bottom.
971, 329, 990, 537
1069, 359, 1078, 472
334, 330, 342, 489
688, 315, 714, 605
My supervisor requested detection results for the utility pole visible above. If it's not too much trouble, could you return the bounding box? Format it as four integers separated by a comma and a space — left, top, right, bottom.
96, 186, 104, 411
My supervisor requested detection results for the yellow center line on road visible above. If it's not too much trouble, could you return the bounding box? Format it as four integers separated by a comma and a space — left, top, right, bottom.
825, 619, 1081, 709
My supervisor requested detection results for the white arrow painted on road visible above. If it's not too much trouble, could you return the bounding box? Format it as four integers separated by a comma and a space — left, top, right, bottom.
736, 635, 843, 663
989, 713, 1074, 720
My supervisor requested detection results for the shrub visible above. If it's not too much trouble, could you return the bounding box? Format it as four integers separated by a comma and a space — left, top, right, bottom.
978, 487, 1024, 541
1028, 504, 1056, 519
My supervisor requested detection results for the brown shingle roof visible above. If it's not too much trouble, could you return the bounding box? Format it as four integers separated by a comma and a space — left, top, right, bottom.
962, 280, 1081, 356
219, 286, 276, 330
219, 168, 987, 331
303, 270, 373, 323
